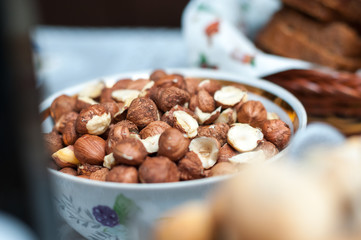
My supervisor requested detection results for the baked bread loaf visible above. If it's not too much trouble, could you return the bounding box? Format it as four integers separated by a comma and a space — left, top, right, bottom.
256, 7, 361, 71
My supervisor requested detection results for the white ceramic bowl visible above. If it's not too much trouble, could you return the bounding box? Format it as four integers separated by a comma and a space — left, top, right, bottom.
42, 68, 307, 240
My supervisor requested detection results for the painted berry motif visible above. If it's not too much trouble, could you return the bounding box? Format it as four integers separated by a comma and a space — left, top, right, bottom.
92, 205, 119, 227
205, 20, 220, 45
199, 54, 218, 69
230, 49, 256, 66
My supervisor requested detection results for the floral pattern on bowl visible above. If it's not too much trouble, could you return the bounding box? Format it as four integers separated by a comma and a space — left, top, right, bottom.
55, 194, 140, 240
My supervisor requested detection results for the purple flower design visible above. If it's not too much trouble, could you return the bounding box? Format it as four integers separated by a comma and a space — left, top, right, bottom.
92, 205, 119, 227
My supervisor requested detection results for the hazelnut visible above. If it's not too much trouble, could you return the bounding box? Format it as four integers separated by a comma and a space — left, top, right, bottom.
139, 121, 171, 139
262, 119, 291, 150
209, 162, 241, 177
116, 120, 139, 134
43, 131, 63, 154
126, 97, 159, 128
100, 87, 115, 103
62, 121, 78, 146
106, 165, 139, 183
158, 128, 190, 161
227, 123, 263, 152
76, 104, 111, 135
127, 79, 150, 91
50, 94, 77, 122
100, 102, 122, 121
218, 143, 238, 163
89, 168, 109, 181
214, 108, 237, 125
111, 78, 133, 90
185, 77, 201, 95
189, 137, 220, 169
139, 156, 180, 183
151, 86, 190, 112
255, 140, 279, 159
189, 90, 215, 113
52, 145, 79, 168
237, 100, 267, 128
197, 123, 229, 146
111, 89, 140, 107
59, 167, 77, 176
178, 152, 205, 180
173, 110, 199, 138
74, 134, 106, 165
113, 138, 147, 166
78, 81, 105, 99
194, 107, 221, 125
105, 123, 130, 154
150, 69, 167, 81
161, 105, 197, 127
75, 96, 98, 112
140, 134, 162, 154
77, 163, 102, 176
54, 111, 78, 133
214, 86, 247, 108
154, 74, 187, 90
228, 150, 266, 164
197, 79, 221, 96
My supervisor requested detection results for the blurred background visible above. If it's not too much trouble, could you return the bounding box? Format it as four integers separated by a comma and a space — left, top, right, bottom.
34, 0, 191, 98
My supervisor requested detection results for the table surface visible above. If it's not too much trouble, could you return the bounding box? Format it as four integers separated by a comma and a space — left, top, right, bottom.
34, 26, 188, 100
34, 26, 187, 239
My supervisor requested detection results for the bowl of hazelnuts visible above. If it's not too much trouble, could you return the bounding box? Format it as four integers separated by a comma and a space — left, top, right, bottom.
41, 68, 306, 239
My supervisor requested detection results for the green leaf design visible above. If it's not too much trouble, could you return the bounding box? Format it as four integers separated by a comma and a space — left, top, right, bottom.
197, 3, 214, 13
113, 194, 139, 224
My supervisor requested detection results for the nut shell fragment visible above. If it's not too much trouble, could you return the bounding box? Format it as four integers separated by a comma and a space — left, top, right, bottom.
214, 86, 247, 108
227, 123, 263, 152
189, 137, 220, 169
173, 111, 199, 138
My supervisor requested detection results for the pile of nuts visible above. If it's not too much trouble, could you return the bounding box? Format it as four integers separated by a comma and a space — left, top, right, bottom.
44, 70, 291, 184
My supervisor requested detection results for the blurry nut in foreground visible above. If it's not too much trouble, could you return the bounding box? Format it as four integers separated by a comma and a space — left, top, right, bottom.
106, 165, 139, 183
214, 86, 247, 108
52, 145, 79, 168
227, 123, 263, 152
267, 112, 280, 120
173, 110, 199, 138
50, 94, 77, 122
262, 119, 291, 150
154, 202, 213, 240
158, 128, 190, 161
139, 156, 180, 183
178, 152, 205, 180
113, 138, 147, 166
126, 97, 159, 128
150, 69, 167, 81
74, 134, 106, 165
76, 104, 111, 135
237, 100, 267, 128
189, 137, 220, 169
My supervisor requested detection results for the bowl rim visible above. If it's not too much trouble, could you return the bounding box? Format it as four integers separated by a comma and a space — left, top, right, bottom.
45, 68, 307, 190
